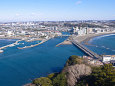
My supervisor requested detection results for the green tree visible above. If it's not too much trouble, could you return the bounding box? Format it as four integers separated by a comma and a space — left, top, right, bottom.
76, 64, 115, 86
52, 73, 67, 86
91, 64, 115, 86
66, 55, 83, 66
32, 77, 53, 86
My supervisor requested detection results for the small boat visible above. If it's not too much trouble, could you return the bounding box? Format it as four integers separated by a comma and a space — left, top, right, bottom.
0, 50, 4, 53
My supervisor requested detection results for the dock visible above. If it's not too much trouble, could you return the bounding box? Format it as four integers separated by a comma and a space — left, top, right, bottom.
71, 40, 101, 59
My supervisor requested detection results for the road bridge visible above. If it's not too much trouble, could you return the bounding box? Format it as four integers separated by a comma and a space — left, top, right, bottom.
72, 40, 101, 59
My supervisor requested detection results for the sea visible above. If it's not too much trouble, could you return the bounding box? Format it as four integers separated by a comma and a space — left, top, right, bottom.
0, 36, 85, 86
84, 34, 115, 55
0, 33, 115, 86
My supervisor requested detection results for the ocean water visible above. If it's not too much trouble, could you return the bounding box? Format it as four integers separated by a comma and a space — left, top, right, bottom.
0, 37, 85, 86
0, 39, 17, 47
84, 34, 115, 55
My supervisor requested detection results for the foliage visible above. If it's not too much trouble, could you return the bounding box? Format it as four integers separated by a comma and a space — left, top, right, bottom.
76, 64, 115, 86
91, 64, 115, 86
64, 23, 103, 28
32, 77, 53, 86
66, 55, 83, 66
32, 73, 67, 86
47, 73, 57, 80
52, 73, 67, 86
32, 55, 115, 86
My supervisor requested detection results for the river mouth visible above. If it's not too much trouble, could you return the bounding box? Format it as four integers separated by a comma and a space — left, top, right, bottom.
0, 36, 85, 86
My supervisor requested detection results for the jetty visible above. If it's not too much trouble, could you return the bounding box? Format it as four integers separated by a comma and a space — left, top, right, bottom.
71, 40, 101, 59
18, 38, 50, 49
0, 40, 22, 53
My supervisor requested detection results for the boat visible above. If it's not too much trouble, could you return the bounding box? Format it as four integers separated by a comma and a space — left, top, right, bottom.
0, 50, 3, 53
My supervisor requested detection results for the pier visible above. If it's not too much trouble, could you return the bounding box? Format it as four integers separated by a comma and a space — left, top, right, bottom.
72, 40, 101, 59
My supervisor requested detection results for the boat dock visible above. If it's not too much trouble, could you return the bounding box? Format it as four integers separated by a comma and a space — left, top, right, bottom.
71, 40, 101, 59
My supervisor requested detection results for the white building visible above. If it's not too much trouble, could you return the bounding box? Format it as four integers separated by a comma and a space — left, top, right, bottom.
72, 27, 87, 36
7, 30, 14, 36
103, 55, 115, 63
72, 27, 79, 33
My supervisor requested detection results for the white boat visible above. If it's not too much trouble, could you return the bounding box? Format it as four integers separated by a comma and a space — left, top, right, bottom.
0, 50, 3, 53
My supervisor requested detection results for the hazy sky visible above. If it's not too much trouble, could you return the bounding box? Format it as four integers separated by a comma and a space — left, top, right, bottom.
0, 0, 115, 21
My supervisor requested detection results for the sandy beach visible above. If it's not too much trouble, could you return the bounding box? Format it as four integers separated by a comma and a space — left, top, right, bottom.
57, 32, 115, 46
73, 32, 115, 45
56, 40, 72, 46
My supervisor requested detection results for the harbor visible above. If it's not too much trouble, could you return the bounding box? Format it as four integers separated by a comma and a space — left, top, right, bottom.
18, 38, 51, 49
0, 40, 22, 53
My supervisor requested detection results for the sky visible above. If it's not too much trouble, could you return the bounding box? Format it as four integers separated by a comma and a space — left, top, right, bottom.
0, 0, 115, 21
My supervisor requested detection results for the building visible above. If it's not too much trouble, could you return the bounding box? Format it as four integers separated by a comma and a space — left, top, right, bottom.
72, 27, 88, 36
72, 27, 79, 33
102, 55, 115, 65
102, 55, 111, 62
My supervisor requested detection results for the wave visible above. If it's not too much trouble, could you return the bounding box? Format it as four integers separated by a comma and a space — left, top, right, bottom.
94, 34, 115, 40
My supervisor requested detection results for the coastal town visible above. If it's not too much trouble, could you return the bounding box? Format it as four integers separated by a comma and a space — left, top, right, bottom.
0, 0, 115, 86
0, 21, 115, 67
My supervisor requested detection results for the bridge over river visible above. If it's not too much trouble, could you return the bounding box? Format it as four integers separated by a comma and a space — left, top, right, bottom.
72, 40, 101, 59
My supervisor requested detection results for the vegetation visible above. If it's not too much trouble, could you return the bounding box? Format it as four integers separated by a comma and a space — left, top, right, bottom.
52, 73, 67, 86
32, 55, 115, 86
32, 73, 67, 86
64, 23, 103, 28
91, 64, 115, 86
76, 64, 115, 86
32, 77, 53, 86
66, 55, 83, 66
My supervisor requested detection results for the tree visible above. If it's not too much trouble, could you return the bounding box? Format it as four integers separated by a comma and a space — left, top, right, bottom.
32, 77, 53, 86
91, 64, 115, 86
52, 73, 67, 86
76, 64, 115, 86
66, 55, 83, 66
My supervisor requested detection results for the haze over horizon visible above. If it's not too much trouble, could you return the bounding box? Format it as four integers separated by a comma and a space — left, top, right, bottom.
0, 0, 115, 22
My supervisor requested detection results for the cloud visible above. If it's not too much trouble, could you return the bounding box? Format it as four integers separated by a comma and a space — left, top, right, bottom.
76, 0, 82, 5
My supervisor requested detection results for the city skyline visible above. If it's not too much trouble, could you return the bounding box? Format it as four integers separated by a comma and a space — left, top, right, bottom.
0, 0, 115, 21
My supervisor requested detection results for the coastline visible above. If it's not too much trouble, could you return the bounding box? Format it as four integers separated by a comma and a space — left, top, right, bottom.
56, 32, 115, 46
0, 37, 22, 40
73, 32, 115, 45
56, 39, 72, 47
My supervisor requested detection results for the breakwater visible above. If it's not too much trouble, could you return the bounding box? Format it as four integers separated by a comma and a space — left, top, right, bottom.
18, 38, 50, 49
0, 40, 22, 53
0, 37, 85, 86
